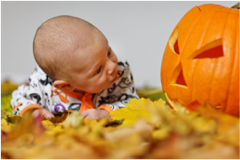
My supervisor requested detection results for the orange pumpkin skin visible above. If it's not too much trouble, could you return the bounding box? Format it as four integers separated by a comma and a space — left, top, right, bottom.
161, 4, 239, 117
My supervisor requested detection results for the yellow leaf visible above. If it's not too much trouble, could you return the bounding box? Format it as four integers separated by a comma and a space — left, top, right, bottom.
62, 111, 84, 128
1, 118, 12, 132
7, 115, 22, 124
41, 120, 55, 129
196, 104, 240, 146
110, 98, 167, 127
45, 123, 64, 136
1, 118, 8, 126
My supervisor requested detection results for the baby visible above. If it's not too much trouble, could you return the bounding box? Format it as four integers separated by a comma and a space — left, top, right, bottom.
11, 15, 139, 120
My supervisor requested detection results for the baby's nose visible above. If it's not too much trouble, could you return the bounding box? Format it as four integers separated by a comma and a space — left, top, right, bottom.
107, 61, 117, 75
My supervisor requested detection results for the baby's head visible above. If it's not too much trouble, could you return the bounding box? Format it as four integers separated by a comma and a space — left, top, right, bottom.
33, 15, 118, 93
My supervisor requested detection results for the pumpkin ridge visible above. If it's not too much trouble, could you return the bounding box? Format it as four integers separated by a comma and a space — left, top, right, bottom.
196, 6, 231, 58
195, 9, 220, 51
178, 6, 201, 28
194, 7, 231, 59
179, 9, 204, 54
188, 5, 230, 108
235, 12, 240, 113
210, 8, 238, 112
180, 5, 216, 59
224, 14, 239, 113
189, 6, 220, 107
208, 8, 231, 111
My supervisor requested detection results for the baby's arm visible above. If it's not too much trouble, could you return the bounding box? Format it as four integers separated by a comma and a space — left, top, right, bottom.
80, 109, 109, 120
11, 66, 53, 117
11, 84, 44, 116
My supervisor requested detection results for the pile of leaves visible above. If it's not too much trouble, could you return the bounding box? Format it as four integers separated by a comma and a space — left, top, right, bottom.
1, 81, 239, 158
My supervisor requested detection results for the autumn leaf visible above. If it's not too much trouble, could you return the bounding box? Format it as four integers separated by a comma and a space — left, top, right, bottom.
7, 115, 22, 124
3, 110, 45, 140
44, 110, 73, 123
1, 81, 239, 159
136, 88, 167, 101
1, 81, 18, 96
195, 103, 240, 146
110, 98, 167, 127
1, 118, 12, 133
62, 110, 84, 128
1, 95, 13, 119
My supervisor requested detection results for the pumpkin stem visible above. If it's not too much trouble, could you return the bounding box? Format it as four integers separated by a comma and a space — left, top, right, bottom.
231, 2, 240, 9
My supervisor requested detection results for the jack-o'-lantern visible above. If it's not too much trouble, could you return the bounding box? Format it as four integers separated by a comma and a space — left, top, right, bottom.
161, 3, 239, 117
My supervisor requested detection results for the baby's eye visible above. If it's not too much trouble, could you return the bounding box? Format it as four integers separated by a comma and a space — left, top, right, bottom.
107, 49, 111, 56
96, 66, 101, 74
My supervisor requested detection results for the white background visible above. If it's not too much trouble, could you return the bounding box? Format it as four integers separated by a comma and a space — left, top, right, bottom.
1, 1, 235, 88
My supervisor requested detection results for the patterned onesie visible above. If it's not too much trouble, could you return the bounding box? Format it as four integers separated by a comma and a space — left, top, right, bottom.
11, 59, 139, 116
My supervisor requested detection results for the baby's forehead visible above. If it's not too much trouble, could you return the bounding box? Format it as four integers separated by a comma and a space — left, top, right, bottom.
72, 37, 109, 63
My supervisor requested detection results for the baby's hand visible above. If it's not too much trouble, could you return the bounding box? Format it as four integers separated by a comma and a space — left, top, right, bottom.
80, 109, 109, 120
32, 109, 55, 118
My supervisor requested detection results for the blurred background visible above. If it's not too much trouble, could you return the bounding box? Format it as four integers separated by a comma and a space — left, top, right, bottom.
1, 1, 235, 88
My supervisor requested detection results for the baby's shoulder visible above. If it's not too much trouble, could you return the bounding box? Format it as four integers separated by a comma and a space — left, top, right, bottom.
29, 66, 54, 86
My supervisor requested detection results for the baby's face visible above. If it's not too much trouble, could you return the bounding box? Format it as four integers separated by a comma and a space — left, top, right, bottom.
68, 38, 118, 93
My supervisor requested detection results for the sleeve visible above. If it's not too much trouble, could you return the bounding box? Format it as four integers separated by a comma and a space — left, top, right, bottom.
10, 66, 51, 116
97, 59, 139, 113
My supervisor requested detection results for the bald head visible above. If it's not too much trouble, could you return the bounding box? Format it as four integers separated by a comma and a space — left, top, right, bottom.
33, 15, 106, 80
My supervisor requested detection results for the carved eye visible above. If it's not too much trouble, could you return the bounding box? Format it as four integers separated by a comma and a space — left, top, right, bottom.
188, 39, 224, 59
169, 28, 180, 55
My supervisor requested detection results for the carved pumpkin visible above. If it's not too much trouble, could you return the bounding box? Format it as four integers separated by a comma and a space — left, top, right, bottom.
161, 4, 239, 117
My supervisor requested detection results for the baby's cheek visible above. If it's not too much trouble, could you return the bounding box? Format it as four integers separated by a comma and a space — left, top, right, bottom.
98, 76, 109, 86
88, 80, 107, 93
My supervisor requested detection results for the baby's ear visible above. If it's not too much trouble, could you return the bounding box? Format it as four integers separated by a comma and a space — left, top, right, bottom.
53, 80, 74, 92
